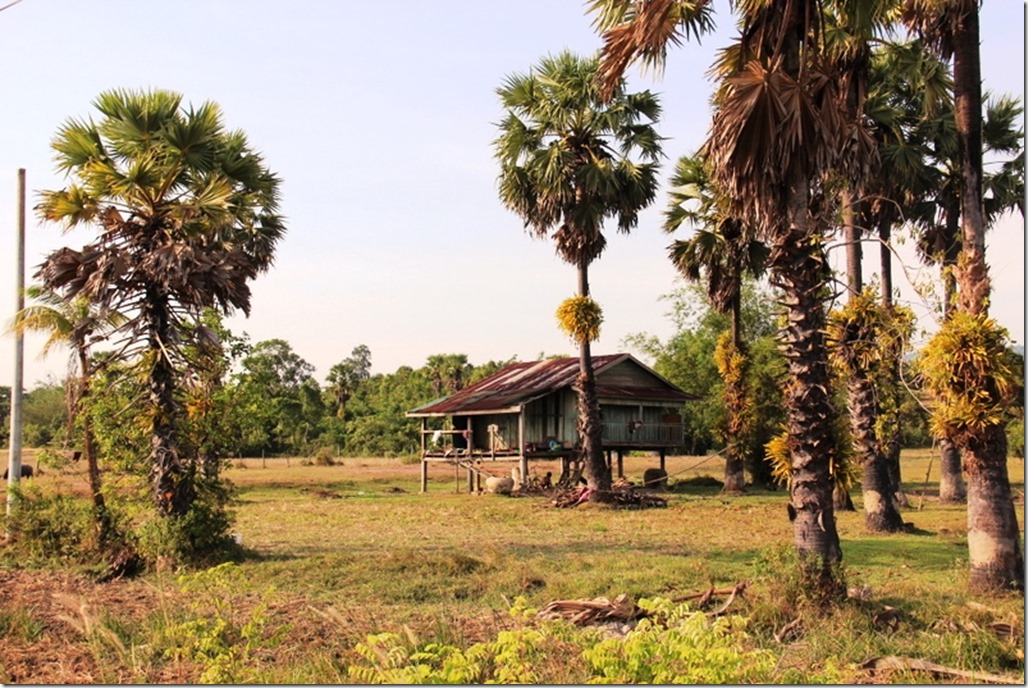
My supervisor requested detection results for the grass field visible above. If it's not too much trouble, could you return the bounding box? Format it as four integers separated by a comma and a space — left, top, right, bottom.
0, 448, 1023, 683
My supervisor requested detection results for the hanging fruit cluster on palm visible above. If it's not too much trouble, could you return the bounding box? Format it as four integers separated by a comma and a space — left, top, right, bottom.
556, 295, 603, 344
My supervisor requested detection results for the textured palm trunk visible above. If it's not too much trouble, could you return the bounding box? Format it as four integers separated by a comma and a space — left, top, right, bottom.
772, 6, 842, 591
776, 183, 843, 587
146, 287, 191, 517
842, 200, 902, 531
78, 347, 111, 544
937, 205, 966, 504
575, 261, 611, 503
963, 426, 1024, 591
720, 320, 746, 493
848, 372, 904, 532
950, 4, 1022, 591
878, 216, 908, 507
938, 438, 966, 503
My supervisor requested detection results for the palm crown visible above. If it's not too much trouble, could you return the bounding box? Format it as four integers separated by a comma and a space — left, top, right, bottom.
495, 51, 663, 268
37, 89, 285, 329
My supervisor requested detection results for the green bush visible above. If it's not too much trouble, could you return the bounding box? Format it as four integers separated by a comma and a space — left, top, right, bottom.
3, 485, 97, 563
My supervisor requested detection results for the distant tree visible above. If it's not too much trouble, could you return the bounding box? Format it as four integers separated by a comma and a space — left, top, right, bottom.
20, 383, 66, 448
326, 345, 372, 419
36, 88, 285, 521
495, 51, 662, 503
627, 280, 786, 484
233, 339, 316, 455
425, 353, 472, 397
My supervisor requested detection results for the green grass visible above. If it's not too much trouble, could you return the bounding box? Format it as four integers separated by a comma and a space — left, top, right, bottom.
1, 450, 1023, 683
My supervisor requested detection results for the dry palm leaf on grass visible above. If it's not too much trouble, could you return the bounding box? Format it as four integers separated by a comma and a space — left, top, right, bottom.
535, 583, 748, 628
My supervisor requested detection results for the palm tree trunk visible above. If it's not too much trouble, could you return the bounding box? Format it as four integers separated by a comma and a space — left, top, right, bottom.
720, 318, 746, 493
146, 287, 191, 517
776, 184, 844, 588
937, 203, 966, 503
575, 261, 611, 503
950, 3, 1022, 591
848, 371, 904, 532
841, 200, 902, 531
938, 438, 966, 503
878, 214, 909, 507
78, 348, 112, 544
964, 425, 1024, 590
772, 6, 843, 592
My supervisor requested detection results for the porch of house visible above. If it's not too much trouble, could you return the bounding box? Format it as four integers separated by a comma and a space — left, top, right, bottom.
415, 417, 685, 493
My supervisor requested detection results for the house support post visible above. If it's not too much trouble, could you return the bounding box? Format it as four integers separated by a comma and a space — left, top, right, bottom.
659, 448, 666, 472
617, 450, 624, 479
420, 418, 428, 493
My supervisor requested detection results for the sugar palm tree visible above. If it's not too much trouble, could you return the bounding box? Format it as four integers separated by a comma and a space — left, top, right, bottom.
904, 0, 1024, 592
495, 51, 662, 502
821, 3, 913, 532
11, 285, 124, 542
37, 88, 285, 518
908, 89, 1023, 505
593, 0, 861, 589
664, 153, 767, 492
861, 37, 951, 506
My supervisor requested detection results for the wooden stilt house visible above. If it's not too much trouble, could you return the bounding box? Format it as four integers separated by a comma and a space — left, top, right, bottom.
406, 353, 697, 492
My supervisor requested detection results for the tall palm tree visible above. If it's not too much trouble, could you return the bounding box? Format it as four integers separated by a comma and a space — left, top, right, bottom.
904, 0, 1024, 592
861, 37, 951, 506
910, 91, 1023, 504
822, 5, 921, 532
593, 0, 860, 589
495, 51, 663, 503
11, 285, 124, 542
37, 89, 285, 518
664, 153, 767, 492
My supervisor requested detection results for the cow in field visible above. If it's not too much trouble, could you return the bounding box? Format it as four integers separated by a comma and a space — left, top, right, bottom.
3, 465, 34, 479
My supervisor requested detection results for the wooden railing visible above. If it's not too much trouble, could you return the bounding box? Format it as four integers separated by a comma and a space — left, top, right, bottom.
601, 422, 684, 446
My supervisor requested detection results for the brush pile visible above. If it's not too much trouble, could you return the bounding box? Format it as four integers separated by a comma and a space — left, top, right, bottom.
550, 483, 667, 509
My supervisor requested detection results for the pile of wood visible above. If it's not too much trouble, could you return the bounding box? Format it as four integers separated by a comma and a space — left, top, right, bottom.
550, 484, 667, 509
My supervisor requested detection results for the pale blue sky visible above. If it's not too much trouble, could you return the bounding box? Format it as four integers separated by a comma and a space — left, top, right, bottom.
1, 0, 1024, 388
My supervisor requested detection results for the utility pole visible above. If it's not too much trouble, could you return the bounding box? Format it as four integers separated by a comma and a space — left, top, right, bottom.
7, 168, 25, 519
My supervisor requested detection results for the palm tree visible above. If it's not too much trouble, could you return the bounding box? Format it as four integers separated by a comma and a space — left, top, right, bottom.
326, 345, 372, 419
861, 37, 951, 506
36, 88, 285, 518
909, 94, 1023, 505
495, 51, 662, 503
821, 5, 915, 532
904, 0, 1024, 592
11, 285, 124, 542
593, 0, 860, 590
664, 153, 767, 492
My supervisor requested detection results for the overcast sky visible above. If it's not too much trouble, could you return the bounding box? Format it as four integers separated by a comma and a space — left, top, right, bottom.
0, 1, 1024, 389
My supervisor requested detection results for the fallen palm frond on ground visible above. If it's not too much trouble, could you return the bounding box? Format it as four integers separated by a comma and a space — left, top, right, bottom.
857, 655, 1023, 684
535, 583, 748, 628
536, 593, 641, 625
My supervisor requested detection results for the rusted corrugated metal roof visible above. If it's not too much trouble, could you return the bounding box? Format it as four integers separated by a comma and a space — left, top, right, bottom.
407, 353, 696, 417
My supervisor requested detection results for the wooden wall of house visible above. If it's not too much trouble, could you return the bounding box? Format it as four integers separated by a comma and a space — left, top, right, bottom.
598, 359, 664, 389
